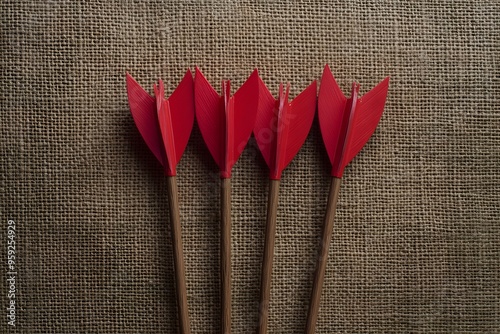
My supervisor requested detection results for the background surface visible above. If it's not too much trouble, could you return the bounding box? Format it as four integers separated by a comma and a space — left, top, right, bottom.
1, 0, 499, 333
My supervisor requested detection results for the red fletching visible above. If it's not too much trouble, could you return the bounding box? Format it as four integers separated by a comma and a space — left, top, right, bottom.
254, 76, 317, 179
318, 64, 389, 178
126, 70, 195, 176
126, 74, 164, 166
194, 67, 260, 178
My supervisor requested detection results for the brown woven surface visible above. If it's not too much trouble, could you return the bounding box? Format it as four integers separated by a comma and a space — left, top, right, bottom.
1, 0, 499, 333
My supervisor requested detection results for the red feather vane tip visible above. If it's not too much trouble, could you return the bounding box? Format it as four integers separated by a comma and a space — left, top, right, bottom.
318, 64, 389, 177
194, 67, 260, 178
254, 76, 317, 179
126, 70, 195, 176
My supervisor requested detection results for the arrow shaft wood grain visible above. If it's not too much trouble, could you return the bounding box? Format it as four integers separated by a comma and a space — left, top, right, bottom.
258, 179, 280, 334
306, 176, 341, 334
221, 178, 232, 334
166, 176, 191, 334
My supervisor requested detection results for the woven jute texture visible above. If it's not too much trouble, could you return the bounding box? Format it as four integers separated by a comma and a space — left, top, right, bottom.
1, 0, 499, 333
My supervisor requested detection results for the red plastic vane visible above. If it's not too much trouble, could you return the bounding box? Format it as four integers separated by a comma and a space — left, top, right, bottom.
254, 76, 317, 179
126, 70, 195, 176
318, 64, 389, 177
194, 67, 260, 178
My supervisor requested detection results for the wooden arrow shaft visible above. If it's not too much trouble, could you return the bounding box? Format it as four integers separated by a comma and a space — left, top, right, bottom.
258, 179, 280, 334
166, 176, 191, 334
221, 178, 232, 334
306, 176, 341, 334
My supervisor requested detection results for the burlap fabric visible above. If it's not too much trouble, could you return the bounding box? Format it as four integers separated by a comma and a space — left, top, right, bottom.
1, 0, 499, 333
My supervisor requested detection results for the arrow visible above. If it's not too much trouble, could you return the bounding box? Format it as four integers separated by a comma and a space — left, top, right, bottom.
305, 64, 389, 333
126, 70, 194, 334
194, 67, 259, 334
253, 76, 317, 333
